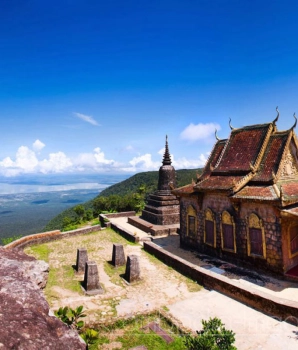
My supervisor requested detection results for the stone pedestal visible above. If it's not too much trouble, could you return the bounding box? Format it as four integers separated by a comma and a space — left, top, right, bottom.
124, 255, 141, 283
76, 248, 88, 273
141, 193, 179, 226
112, 244, 125, 267
83, 261, 104, 295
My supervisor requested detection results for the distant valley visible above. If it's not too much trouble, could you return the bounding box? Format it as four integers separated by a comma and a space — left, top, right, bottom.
0, 174, 129, 242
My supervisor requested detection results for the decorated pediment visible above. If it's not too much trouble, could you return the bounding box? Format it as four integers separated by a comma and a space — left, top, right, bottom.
280, 149, 298, 179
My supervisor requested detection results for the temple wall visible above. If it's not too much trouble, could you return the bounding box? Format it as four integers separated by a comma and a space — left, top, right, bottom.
281, 217, 298, 273
180, 193, 284, 274
239, 202, 283, 273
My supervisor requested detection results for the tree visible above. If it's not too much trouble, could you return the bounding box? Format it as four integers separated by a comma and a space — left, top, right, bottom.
133, 184, 147, 213
183, 317, 237, 350
74, 205, 85, 222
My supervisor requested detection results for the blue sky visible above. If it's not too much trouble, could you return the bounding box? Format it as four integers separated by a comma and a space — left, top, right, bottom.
1, 0, 298, 176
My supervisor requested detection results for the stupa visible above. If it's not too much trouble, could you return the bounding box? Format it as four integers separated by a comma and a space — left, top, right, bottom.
140, 136, 180, 227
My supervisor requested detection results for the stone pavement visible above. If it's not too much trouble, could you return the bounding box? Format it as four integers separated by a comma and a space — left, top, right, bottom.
109, 216, 298, 350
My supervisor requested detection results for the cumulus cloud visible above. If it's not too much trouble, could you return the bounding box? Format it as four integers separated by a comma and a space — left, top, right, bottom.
72, 148, 119, 172
180, 122, 221, 142
127, 153, 160, 172
74, 112, 100, 126
0, 140, 210, 177
172, 153, 209, 169
94, 147, 114, 165
39, 152, 72, 173
33, 139, 45, 152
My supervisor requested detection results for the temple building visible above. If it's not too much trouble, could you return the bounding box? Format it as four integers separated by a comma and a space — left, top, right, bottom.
173, 109, 298, 275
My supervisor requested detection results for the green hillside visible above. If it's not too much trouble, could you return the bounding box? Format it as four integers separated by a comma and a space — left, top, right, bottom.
44, 168, 201, 232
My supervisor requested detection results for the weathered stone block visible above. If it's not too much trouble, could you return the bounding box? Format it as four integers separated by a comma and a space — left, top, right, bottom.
124, 255, 141, 283
112, 244, 125, 267
76, 248, 88, 273
83, 261, 104, 295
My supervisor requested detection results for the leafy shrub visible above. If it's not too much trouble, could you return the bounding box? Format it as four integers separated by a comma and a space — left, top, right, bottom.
183, 317, 236, 350
80, 328, 99, 349
55, 305, 86, 330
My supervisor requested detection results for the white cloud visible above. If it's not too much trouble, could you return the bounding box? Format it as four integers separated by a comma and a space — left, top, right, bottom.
127, 153, 160, 172
158, 148, 164, 155
180, 122, 221, 142
0, 141, 210, 177
39, 152, 72, 173
172, 153, 209, 169
72, 148, 120, 172
15, 146, 39, 170
74, 112, 100, 126
33, 139, 45, 152
94, 147, 114, 165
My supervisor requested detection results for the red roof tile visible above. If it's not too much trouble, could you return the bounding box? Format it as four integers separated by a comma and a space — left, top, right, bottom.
172, 183, 195, 195
199, 139, 227, 181
252, 132, 289, 183
195, 176, 244, 191
215, 124, 271, 173
232, 186, 278, 200
281, 182, 298, 197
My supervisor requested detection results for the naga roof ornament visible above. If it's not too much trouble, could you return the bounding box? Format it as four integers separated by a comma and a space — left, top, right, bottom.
215, 129, 220, 141
291, 113, 297, 130
273, 106, 279, 125
229, 118, 234, 130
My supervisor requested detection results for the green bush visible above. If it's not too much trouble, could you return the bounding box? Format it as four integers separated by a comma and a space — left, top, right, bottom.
183, 317, 236, 350
55, 305, 86, 330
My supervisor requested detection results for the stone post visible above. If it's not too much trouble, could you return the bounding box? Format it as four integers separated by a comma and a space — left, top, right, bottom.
76, 248, 88, 273
83, 261, 104, 295
112, 244, 125, 267
124, 255, 141, 283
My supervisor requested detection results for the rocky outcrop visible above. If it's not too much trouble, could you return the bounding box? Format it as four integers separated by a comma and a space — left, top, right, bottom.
0, 247, 85, 349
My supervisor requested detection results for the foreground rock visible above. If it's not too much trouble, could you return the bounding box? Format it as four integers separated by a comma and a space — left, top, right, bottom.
0, 247, 85, 350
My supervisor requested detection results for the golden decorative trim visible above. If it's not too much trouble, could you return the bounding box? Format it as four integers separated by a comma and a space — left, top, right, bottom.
280, 149, 298, 178
288, 223, 298, 259
187, 205, 197, 237
252, 123, 273, 172
272, 183, 280, 198
204, 208, 216, 247
276, 131, 292, 180
220, 211, 236, 253
233, 172, 255, 193
247, 213, 266, 258
205, 208, 213, 221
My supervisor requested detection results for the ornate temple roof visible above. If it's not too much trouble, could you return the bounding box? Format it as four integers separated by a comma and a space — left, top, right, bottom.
174, 110, 298, 205
215, 123, 272, 173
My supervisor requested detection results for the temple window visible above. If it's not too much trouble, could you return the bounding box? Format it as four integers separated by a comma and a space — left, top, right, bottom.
221, 211, 236, 253
187, 206, 197, 237
204, 208, 216, 247
247, 213, 266, 258
289, 225, 298, 257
